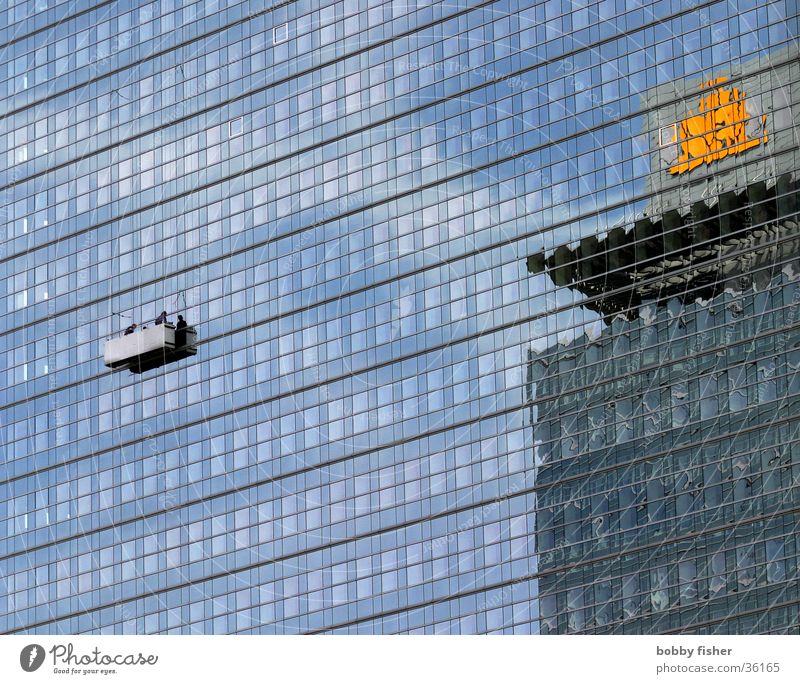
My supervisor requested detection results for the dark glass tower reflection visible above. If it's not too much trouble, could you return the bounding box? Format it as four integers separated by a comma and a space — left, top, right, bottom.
527, 58, 800, 633
0, 0, 798, 635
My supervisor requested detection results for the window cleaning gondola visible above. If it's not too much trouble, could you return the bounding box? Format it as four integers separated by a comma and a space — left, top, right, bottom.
104, 310, 198, 374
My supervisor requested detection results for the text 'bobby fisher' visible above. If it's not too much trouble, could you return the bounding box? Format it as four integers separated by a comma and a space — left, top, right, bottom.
656, 646, 732, 659
50, 643, 158, 667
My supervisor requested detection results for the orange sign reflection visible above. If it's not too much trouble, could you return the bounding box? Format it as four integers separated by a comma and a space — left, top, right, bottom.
668, 78, 768, 175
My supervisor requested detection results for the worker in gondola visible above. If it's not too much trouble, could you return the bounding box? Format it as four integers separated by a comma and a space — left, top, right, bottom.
155, 310, 169, 325
124, 322, 137, 335
175, 315, 188, 346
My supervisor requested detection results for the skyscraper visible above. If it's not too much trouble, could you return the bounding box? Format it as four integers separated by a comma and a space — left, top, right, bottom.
0, 0, 798, 636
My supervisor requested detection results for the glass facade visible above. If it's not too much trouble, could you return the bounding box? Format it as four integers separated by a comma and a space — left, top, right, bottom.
0, 0, 798, 635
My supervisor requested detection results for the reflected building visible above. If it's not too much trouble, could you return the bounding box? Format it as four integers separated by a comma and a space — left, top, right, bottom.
527, 57, 800, 633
